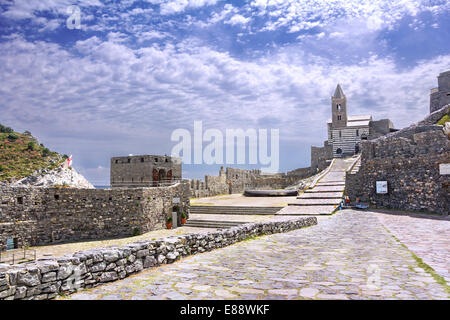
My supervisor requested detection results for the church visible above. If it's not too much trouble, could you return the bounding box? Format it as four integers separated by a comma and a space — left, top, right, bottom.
326, 84, 396, 158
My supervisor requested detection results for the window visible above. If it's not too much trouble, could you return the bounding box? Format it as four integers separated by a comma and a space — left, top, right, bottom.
54, 195, 59, 200
141, 158, 144, 163
356, 129, 359, 136
155, 158, 158, 162
17, 197, 23, 205
336, 104, 341, 111
115, 160, 118, 164
339, 131, 342, 138
127, 158, 131, 163
337, 115, 342, 121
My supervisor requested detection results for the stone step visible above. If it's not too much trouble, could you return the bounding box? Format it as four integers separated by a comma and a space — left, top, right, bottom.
306, 186, 345, 192
315, 182, 345, 187
190, 206, 283, 215
183, 219, 247, 229
275, 205, 336, 215
297, 192, 343, 199
288, 198, 341, 206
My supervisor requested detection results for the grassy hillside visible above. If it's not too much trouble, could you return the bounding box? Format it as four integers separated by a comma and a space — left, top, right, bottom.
0, 124, 65, 182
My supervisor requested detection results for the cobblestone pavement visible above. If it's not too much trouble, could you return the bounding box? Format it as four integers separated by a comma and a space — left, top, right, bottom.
374, 211, 450, 283
65, 210, 449, 300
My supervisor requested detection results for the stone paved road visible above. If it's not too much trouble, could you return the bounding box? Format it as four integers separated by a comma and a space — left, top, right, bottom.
65, 210, 449, 300
374, 211, 450, 283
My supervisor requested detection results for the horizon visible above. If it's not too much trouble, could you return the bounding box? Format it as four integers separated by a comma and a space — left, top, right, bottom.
1, 1, 450, 185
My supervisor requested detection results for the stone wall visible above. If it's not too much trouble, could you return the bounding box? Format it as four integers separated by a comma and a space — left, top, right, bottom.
0, 216, 317, 300
310, 141, 333, 174
430, 71, 450, 113
345, 105, 450, 215
189, 165, 314, 198
0, 182, 190, 251
110, 155, 182, 188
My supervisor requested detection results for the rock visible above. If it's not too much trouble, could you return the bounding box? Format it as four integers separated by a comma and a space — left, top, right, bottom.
57, 264, 73, 280
17, 272, 40, 287
14, 286, 27, 299
157, 254, 166, 264
100, 272, 118, 283
41, 272, 56, 283
143, 256, 157, 268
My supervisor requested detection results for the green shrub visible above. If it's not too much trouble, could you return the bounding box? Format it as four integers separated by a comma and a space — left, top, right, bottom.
132, 227, 140, 236
26, 141, 36, 151
436, 114, 449, 126
7, 133, 19, 141
42, 148, 51, 157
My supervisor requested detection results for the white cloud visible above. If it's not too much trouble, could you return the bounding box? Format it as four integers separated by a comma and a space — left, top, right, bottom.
225, 14, 251, 26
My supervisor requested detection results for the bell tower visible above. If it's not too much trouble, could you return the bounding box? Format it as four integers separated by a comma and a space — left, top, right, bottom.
331, 84, 347, 128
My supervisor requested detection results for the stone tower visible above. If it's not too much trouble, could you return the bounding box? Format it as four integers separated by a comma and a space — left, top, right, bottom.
331, 84, 347, 128
430, 70, 450, 113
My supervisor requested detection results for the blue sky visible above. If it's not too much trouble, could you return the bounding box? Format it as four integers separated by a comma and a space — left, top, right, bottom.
0, 0, 449, 184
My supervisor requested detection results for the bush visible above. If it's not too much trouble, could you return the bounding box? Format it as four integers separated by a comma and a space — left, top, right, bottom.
181, 212, 187, 219
42, 148, 51, 157
7, 133, 19, 141
436, 114, 449, 126
27, 141, 36, 151
132, 227, 140, 236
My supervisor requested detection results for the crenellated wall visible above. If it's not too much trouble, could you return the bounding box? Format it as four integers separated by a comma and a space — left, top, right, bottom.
0, 182, 190, 251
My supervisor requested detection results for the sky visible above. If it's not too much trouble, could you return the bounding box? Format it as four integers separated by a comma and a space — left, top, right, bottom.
0, 0, 449, 185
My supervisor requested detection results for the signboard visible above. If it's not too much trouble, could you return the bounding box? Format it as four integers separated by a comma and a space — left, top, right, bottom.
6, 238, 15, 250
439, 163, 450, 175
376, 181, 388, 194
173, 197, 180, 204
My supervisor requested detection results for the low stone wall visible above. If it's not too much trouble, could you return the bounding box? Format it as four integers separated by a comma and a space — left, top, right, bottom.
0, 216, 317, 300
345, 105, 449, 215
0, 182, 190, 251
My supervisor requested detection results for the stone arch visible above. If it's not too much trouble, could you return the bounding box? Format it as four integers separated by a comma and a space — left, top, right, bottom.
167, 169, 172, 181
152, 168, 159, 186
159, 169, 166, 182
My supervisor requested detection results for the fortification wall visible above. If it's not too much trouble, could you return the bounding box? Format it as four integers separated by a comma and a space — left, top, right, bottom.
0, 183, 190, 251
345, 105, 450, 215
310, 141, 333, 174
189, 165, 314, 198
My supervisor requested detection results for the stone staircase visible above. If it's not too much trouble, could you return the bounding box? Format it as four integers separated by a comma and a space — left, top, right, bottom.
189, 206, 283, 216
184, 206, 283, 229
276, 157, 357, 215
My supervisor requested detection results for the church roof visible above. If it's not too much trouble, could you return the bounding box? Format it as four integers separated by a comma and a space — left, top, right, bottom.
333, 84, 345, 99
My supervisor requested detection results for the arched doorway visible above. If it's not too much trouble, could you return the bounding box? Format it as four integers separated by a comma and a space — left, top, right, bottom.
167, 169, 172, 182
336, 148, 342, 155
152, 168, 159, 186
159, 169, 166, 184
